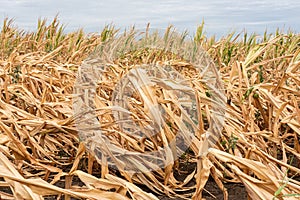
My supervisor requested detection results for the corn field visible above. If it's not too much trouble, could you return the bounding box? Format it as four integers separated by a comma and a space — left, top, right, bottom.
0, 18, 300, 200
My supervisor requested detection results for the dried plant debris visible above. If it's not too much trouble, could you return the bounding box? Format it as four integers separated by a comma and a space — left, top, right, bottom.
0, 18, 300, 200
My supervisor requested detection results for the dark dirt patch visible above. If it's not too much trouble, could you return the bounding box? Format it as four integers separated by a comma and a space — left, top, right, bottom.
202, 181, 247, 200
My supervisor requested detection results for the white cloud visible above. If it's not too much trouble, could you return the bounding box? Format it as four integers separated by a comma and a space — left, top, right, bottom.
0, 0, 299, 36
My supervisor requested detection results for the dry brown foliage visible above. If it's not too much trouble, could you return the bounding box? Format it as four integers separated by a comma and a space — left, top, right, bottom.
0, 18, 299, 200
